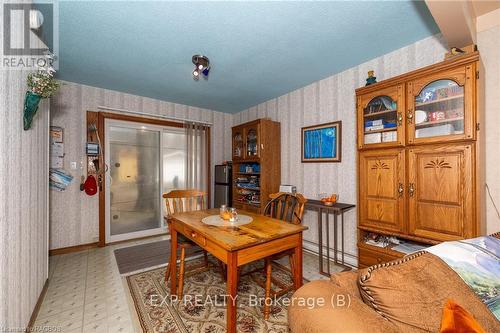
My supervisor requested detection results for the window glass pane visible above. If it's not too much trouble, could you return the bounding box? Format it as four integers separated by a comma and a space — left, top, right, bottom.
109, 126, 160, 236
363, 95, 398, 144
162, 129, 186, 193
415, 80, 464, 138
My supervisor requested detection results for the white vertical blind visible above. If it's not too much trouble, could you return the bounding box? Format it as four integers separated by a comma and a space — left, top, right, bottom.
185, 122, 209, 194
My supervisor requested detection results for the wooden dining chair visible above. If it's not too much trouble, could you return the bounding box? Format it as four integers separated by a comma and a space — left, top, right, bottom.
163, 189, 209, 298
261, 192, 307, 319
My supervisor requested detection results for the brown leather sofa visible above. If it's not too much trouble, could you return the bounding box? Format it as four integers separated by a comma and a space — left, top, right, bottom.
288, 252, 499, 333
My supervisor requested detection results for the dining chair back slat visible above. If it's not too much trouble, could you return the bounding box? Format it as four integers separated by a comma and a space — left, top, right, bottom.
261, 191, 307, 319
163, 190, 206, 217
162, 189, 208, 298
264, 192, 307, 225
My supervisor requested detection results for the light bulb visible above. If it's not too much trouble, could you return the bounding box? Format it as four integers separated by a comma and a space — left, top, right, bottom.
192, 69, 199, 80
198, 64, 203, 70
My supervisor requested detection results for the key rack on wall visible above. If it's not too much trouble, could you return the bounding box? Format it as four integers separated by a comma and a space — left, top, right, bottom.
86, 111, 105, 191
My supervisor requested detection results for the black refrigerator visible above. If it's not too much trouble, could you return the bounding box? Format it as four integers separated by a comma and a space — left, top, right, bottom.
214, 164, 232, 208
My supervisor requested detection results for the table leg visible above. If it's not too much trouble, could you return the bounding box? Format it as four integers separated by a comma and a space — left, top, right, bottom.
318, 208, 324, 275
169, 228, 178, 295
226, 252, 238, 333
334, 213, 338, 265
293, 233, 303, 289
341, 212, 345, 265
326, 211, 330, 276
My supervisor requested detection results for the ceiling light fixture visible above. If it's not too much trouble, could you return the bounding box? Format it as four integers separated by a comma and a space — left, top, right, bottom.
192, 55, 210, 81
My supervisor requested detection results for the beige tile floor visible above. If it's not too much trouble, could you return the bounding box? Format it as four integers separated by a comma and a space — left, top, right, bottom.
35, 235, 344, 333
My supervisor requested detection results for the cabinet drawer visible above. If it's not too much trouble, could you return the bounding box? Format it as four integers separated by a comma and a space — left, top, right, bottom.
358, 246, 402, 267
182, 225, 206, 247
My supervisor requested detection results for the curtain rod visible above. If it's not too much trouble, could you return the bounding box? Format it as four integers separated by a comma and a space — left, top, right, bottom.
97, 106, 213, 126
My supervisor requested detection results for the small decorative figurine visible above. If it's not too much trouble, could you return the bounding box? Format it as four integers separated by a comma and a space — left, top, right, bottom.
365, 70, 377, 86
422, 90, 435, 103
450, 47, 465, 55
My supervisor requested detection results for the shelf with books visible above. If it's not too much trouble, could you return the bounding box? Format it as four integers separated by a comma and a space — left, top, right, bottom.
364, 127, 397, 134
231, 119, 280, 213
415, 94, 464, 107
416, 117, 464, 128
235, 185, 260, 191
235, 172, 260, 176
363, 109, 396, 118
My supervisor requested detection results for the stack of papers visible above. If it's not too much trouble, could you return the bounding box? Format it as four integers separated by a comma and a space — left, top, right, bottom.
49, 169, 73, 191
365, 239, 387, 248
392, 242, 429, 254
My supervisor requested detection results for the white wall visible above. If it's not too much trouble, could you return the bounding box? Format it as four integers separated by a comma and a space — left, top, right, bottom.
0, 3, 50, 328
233, 34, 449, 264
49, 82, 232, 249
477, 23, 500, 234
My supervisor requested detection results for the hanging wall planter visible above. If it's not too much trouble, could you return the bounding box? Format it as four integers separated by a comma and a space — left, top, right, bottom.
23, 91, 43, 130
23, 52, 59, 130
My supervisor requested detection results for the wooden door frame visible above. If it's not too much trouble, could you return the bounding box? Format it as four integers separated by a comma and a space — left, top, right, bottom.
87, 111, 211, 247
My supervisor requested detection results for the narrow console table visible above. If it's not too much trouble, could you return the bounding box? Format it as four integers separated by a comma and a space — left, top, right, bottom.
304, 200, 355, 276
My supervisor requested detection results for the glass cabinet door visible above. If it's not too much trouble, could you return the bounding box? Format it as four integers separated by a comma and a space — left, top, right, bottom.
407, 66, 475, 144
232, 128, 244, 160
357, 84, 405, 149
245, 125, 260, 158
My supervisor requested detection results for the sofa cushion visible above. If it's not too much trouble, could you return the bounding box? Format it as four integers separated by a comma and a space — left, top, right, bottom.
330, 271, 361, 299
288, 280, 399, 333
358, 252, 499, 332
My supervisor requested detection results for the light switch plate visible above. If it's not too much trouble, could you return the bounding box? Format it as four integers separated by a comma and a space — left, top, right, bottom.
70, 161, 77, 170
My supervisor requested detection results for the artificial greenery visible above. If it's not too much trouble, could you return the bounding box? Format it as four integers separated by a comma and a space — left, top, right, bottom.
23, 51, 60, 130
27, 70, 59, 98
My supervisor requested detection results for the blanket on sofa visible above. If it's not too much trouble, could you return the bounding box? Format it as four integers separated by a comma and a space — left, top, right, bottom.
426, 236, 500, 320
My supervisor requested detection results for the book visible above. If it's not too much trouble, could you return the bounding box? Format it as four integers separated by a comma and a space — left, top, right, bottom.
365, 119, 384, 127
365, 125, 384, 131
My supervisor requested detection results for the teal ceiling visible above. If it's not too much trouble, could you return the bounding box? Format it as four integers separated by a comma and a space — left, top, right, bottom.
56, 1, 439, 113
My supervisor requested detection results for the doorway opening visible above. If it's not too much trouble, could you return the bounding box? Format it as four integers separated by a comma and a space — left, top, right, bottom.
100, 115, 209, 244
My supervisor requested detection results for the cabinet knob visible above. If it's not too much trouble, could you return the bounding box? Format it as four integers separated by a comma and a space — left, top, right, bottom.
407, 109, 414, 124
398, 183, 404, 197
409, 183, 415, 197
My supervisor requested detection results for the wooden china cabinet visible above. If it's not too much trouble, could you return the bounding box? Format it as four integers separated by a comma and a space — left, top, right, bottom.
356, 52, 484, 268
231, 119, 281, 213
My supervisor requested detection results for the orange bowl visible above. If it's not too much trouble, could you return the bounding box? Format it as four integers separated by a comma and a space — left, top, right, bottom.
320, 194, 338, 205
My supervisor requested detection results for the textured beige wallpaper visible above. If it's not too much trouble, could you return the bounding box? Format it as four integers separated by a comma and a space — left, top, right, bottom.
478, 26, 500, 234
49, 82, 233, 250
233, 34, 449, 265
0, 17, 50, 333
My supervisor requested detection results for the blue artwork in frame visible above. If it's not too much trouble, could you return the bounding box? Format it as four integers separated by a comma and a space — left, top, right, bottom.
301, 121, 341, 162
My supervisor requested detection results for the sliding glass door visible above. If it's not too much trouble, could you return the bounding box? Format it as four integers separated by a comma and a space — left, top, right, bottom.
162, 128, 187, 194
104, 119, 207, 243
105, 120, 165, 242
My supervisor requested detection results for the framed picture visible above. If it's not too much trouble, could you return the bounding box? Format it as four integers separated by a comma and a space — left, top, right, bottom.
301, 121, 341, 162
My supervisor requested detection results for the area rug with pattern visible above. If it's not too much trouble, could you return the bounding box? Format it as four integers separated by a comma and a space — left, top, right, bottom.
125, 258, 305, 333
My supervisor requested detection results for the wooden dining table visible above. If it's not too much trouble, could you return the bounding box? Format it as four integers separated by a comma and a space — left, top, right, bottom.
168, 208, 308, 333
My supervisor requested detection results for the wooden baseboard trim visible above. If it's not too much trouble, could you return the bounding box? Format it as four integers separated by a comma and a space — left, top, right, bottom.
26, 278, 49, 332
49, 242, 99, 256
49, 233, 169, 256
